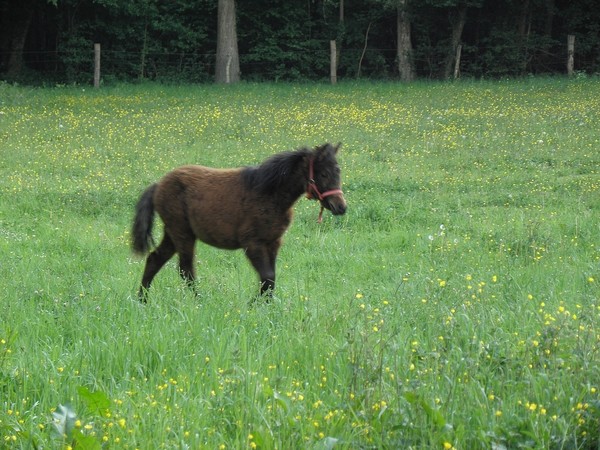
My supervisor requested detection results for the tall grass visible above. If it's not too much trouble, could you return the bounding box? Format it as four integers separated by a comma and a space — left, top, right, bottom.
0, 78, 599, 449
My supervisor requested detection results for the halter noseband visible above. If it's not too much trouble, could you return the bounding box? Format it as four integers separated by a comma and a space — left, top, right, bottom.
306, 157, 344, 223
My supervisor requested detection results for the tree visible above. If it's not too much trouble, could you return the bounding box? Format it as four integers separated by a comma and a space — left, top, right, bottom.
397, 0, 416, 81
441, 2, 467, 79
0, 0, 38, 77
215, 0, 240, 83
369, 0, 415, 81
1, 0, 599, 83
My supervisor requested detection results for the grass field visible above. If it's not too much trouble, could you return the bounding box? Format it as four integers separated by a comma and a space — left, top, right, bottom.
0, 78, 599, 449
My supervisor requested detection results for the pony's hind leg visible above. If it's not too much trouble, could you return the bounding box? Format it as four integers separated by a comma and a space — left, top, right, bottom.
139, 233, 176, 300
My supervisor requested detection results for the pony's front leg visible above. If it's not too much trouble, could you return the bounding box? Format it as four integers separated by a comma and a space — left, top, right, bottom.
176, 237, 198, 295
245, 240, 280, 297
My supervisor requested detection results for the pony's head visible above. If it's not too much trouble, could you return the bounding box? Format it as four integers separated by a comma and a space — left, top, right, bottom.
307, 143, 347, 217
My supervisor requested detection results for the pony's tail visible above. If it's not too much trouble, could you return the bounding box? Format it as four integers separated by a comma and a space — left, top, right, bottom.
131, 183, 157, 255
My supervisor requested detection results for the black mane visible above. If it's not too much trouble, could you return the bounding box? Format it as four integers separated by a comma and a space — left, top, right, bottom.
241, 148, 311, 194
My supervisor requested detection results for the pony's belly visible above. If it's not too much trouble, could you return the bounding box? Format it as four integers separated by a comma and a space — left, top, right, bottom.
192, 213, 289, 251
191, 218, 242, 250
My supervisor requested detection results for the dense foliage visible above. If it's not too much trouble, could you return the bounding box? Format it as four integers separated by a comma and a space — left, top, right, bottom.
1, 0, 599, 82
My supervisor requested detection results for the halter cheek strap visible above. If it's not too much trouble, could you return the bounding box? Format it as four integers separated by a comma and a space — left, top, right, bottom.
306, 158, 344, 222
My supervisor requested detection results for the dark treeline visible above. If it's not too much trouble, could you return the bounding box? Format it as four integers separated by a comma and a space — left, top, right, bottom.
1, 0, 598, 84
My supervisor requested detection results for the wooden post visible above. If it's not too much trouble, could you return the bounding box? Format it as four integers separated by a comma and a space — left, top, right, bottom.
567, 35, 575, 77
140, 24, 148, 80
94, 43, 101, 88
330, 40, 337, 84
453, 44, 462, 80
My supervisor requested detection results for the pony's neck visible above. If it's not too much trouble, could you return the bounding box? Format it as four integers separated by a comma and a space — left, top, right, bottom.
242, 148, 313, 209
273, 156, 310, 210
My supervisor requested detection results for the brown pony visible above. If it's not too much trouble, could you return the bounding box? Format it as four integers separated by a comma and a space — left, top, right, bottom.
131, 143, 347, 300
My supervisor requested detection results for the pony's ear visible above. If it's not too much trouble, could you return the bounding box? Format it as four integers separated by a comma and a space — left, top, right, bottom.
316, 142, 341, 154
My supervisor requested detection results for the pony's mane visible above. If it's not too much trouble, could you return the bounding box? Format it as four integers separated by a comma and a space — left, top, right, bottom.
242, 148, 311, 194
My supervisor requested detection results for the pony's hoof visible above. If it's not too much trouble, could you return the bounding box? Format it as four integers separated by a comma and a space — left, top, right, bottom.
138, 289, 149, 303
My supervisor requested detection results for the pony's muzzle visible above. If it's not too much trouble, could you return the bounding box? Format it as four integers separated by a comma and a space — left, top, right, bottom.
324, 194, 347, 215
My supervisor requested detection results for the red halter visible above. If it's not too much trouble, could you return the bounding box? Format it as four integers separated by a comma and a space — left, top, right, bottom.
306, 157, 344, 223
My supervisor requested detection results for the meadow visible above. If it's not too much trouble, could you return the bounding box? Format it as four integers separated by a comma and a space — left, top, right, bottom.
0, 78, 599, 449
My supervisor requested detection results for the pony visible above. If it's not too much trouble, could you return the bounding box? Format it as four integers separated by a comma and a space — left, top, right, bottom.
131, 142, 346, 300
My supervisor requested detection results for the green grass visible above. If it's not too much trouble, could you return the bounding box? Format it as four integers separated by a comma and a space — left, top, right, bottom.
1, 78, 599, 449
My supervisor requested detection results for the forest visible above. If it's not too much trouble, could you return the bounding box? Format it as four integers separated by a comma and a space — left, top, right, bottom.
1, 0, 599, 84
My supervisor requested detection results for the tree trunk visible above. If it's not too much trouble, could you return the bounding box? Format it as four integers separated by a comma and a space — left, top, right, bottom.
517, 0, 531, 38
140, 22, 148, 80
0, 1, 8, 70
442, 5, 467, 80
336, 0, 344, 74
357, 21, 372, 78
517, 0, 532, 73
397, 0, 415, 82
544, 0, 555, 37
215, 0, 240, 83
6, 8, 34, 77
539, 0, 556, 70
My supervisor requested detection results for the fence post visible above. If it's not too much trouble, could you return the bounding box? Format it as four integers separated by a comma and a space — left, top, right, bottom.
94, 43, 101, 88
453, 44, 462, 80
330, 40, 337, 84
567, 35, 575, 77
